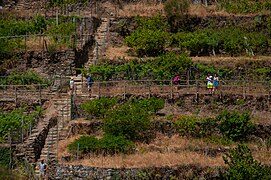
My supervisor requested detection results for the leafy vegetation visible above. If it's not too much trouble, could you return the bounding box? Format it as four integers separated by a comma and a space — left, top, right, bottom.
68, 135, 134, 155
218, 0, 271, 13
125, 16, 170, 57
0, 70, 49, 86
0, 148, 10, 168
125, 16, 271, 57
86, 53, 191, 81
80, 97, 118, 119
103, 101, 152, 141
0, 107, 41, 142
218, 111, 255, 141
0, 15, 78, 59
174, 111, 255, 143
220, 144, 271, 179
80, 97, 164, 141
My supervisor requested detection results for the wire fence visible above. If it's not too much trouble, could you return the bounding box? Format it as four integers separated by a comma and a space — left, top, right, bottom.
77, 79, 271, 100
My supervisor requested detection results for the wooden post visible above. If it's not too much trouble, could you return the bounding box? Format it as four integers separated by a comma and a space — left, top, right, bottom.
196, 80, 199, 103
243, 80, 246, 99
24, 34, 27, 52
170, 80, 173, 99
15, 87, 17, 107
123, 81, 126, 100
268, 82, 270, 103
39, 84, 42, 105
81, 74, 83, 92
148, 81, 151, 99
21, 117, 24, 142
98, 82, 101, 98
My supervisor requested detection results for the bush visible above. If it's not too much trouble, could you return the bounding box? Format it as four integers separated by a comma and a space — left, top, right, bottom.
133, 97, 165, 113
68, 135, 134, 155
125, 16, 170, 57
125, 29, 169, 57
221, 144, 271, 179
103, 101, 151, 141
1, 70, 49, 85
87, 53, 191, 81
217, 111, 255, 141
80, 97, 118, 119
174, 116, 201, 137
0, 148, 11, 168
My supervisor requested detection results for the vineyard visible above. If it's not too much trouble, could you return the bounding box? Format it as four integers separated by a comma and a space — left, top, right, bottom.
0, 0, 271, 179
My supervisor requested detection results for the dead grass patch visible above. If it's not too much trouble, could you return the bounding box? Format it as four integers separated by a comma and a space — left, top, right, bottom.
104, 46, 135, 60
251, 111, 271, 125
57, 135, 81, 159
62, 151, 224, 168
58, 133, 227, 168
117, 2, 164, 17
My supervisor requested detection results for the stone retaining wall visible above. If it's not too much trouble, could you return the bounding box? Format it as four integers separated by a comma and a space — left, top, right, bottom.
56, 164, 221, 179
15, 107, 58, 163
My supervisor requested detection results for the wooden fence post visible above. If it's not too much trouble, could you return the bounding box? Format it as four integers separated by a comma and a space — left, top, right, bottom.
243, 80, 246, 99
268, 82, 271, 103
98, 82, 101, 98
39, 84, 42, 105
170, 80, 173, 99
123, 81, 126, 100
196, 80, 199, 103
148, 81, 151, 99
15, 86, 17, 107
21, 117, 24, 143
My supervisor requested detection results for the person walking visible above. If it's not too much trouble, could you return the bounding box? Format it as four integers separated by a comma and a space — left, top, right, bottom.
212, 73, 219, 94
87, 74, 93, 97
38, 159, 47, 180
69, 77, 75, 94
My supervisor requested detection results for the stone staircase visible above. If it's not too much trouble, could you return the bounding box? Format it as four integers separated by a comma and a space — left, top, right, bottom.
35, 93, 71, 178
85, 17, 111, 67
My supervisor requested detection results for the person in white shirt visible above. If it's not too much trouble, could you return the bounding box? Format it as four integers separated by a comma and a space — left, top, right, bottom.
39, 159, 47, 179
206, 73, 213, 93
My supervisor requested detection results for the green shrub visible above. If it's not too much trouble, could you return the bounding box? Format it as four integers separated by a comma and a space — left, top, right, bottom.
87, 53, 191, 81
174, 116, 200, 137
0, 70, 49, 86
80, 97, 118, 119
0, 148, 11, 168
68, 135, 134, 155
218, 0, 271, 13
217, 111, 255, 141
125, 16, 170, 57
99, 135, 135, 154
0, 108, 41, 142
125, 29, 169, 57
103, 102, 151, 141
133, 97, 165, 113
220, 144, 271, 179
68, 136, 99, 154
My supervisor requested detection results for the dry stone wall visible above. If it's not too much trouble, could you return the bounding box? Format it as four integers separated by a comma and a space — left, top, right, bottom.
55, 164, 221, 179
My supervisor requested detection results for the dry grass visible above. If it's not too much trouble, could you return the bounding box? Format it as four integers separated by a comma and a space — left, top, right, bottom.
251, 111, 271, 125
57, 135, 81, 159
104, 46, 135, 60
117, 2, 164, 17
58, 134, 227, 168
63, 151, 224, 168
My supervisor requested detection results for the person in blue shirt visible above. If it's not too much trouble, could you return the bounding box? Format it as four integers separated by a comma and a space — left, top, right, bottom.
87, 74, 93, 95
